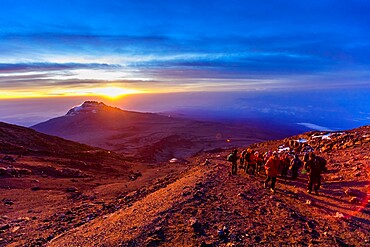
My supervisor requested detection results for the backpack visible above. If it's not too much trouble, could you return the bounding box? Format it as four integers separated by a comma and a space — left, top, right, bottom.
303, 153, 309, 162
316, 156, 327, 172
227, 153, 234, 162
244, 152, 251, 162
290, 159, 302, 169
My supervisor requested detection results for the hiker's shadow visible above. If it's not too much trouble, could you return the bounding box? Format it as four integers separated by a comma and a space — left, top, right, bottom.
278, 176, 370, 226
325, 180, 370, 189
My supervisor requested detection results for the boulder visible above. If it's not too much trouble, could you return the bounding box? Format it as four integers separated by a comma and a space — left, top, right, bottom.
0, 168, 6, 176
128, 171, 142, 181
329, 175, 343, 181
2, 199, 13, 205
2, 155, 16, 162
0, 224, 10, 231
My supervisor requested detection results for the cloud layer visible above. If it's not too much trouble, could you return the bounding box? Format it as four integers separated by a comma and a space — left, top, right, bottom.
0, 0, 369, 96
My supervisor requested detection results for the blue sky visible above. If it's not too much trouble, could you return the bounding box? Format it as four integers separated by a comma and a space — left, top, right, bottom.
1, 0, 369, 95
0, 0, 369, 129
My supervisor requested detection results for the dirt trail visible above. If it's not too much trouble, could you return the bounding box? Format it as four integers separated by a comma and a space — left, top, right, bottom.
48, 165, 211, 246
48, 156, 370, 246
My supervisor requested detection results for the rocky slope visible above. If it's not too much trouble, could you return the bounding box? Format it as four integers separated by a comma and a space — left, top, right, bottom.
1, 124, 369, 246
48, 126, 370, 246
0, 123, 189, 246
0, 122, 99, 156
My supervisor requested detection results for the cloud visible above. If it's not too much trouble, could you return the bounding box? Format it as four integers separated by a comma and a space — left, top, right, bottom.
0, 62, 119, 73
297, 123, 332, 131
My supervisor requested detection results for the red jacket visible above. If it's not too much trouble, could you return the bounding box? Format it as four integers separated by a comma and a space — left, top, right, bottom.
265, 156, 280, 177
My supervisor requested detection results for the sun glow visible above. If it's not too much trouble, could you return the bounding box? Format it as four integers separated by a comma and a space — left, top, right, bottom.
91, 86, 138, 98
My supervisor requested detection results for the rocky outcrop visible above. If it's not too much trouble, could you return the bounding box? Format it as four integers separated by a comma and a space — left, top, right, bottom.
0, 166, 31, 177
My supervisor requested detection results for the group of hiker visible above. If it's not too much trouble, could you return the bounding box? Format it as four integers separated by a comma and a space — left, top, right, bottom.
227, 148, 327, 194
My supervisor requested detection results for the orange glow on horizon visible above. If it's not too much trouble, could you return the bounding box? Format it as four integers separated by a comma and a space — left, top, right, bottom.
0, 86, 143, 99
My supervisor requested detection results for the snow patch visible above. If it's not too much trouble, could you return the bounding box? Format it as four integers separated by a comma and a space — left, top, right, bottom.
312, 133, 332, 140
169, 158, 179, 163
296, 138, 308, 143
312, 132, 345, 140
278, 145, 290, 153
66, 101, 106, 116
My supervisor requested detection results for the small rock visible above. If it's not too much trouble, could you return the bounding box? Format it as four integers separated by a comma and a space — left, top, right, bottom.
46, 234, 55, 241
2, 155, 16, 162
334, 212, 344, 218
0, 224, 10, 231
349, 197, 361, 204
11, 226, 20, 233
200, 241, 214, 247
182, 191, 191, 196
2, 199, 13, 205
195, 182, 203, 187
16, 217, 30, 222
329, 175, 343, 181
194, 189, 204, 198
217, 229, 225, 240
65, 210, 74, 215
306, 220, 316, 229
189, 217, 204, 235
189, 217, 198, 227
66, 187, 78, 193
145, 236, 161, 245
254, 235, 262, 243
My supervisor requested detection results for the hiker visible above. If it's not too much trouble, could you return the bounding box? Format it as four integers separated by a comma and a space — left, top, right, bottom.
264, 150, 272, 163
227, 149, 238, 175
246, 149, 257, 175
243, 149, 252, 173
303, 152, 310, 163
304, 153, 327, 195
264, 152, 280, 193
280, 153, 290, 178
290, 154, 303, 179
302, 152, 310, 173
240, 149, 247, 169
255, 151, 263, 174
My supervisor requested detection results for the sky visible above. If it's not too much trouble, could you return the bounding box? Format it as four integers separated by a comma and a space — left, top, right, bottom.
0, 0, 369, 129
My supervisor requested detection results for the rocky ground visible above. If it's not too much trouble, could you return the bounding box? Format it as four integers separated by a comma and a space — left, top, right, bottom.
0, 125, 369, 246
47, 153, 369, 246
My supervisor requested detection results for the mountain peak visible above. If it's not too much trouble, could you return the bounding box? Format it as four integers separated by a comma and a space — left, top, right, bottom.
66, 101, 113, 116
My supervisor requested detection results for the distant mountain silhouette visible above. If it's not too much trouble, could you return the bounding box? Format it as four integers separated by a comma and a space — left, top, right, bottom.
32, 101, 295, 162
